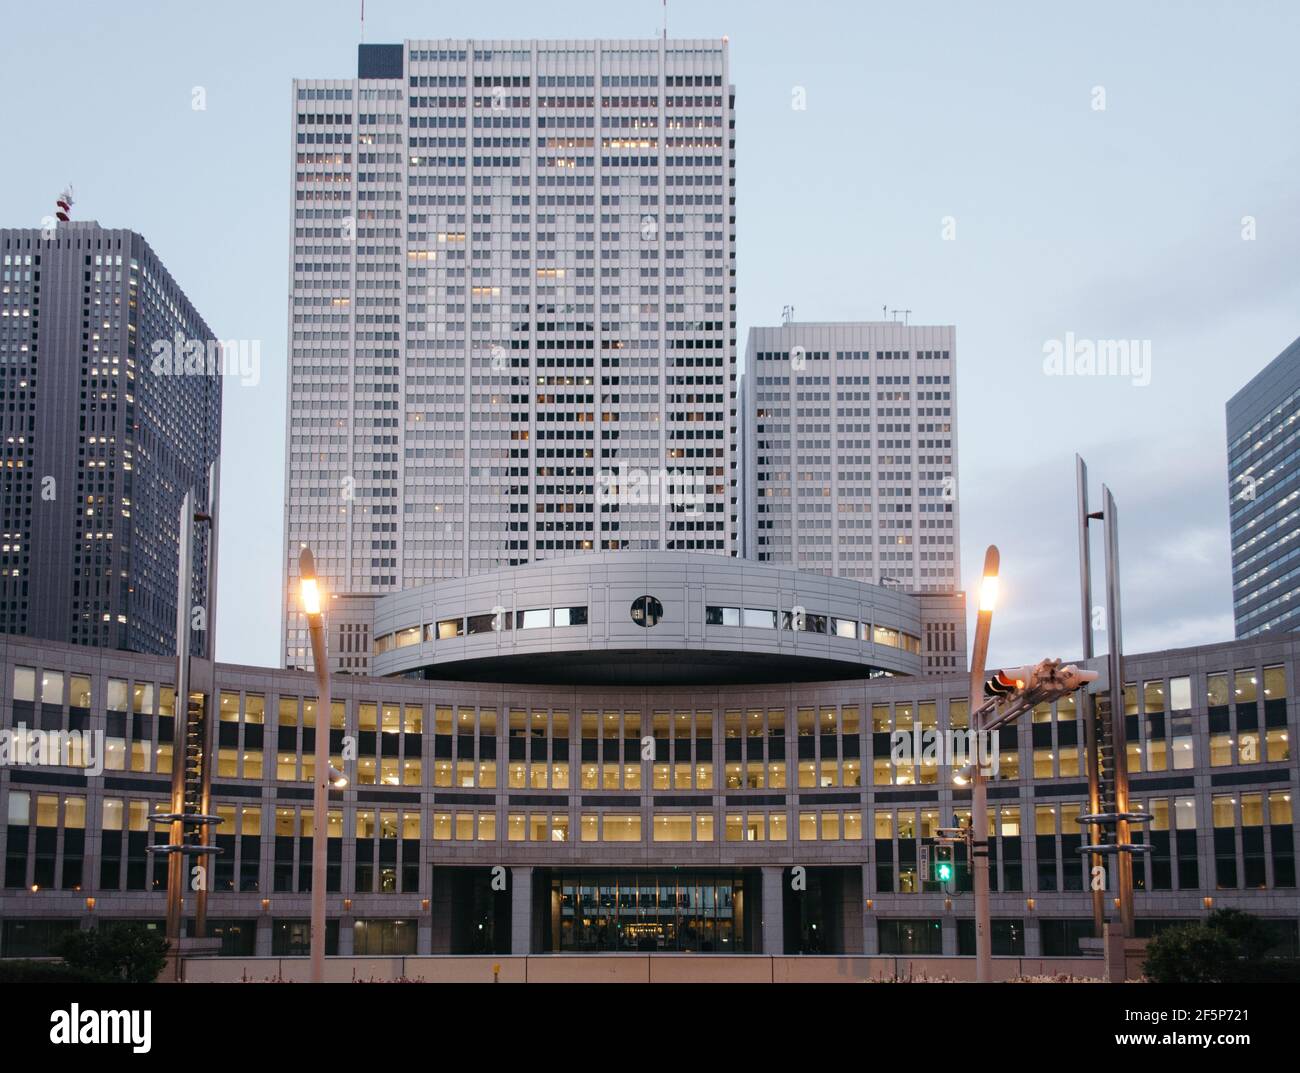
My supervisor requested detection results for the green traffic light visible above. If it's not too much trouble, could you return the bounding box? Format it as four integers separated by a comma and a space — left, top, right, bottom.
935, 862, 953, 882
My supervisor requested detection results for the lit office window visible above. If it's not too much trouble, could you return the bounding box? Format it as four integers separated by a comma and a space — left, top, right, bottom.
602, 814, 641, 842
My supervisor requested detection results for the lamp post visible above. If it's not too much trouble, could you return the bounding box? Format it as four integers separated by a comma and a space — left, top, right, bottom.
969, 546, 999, 984
299, 548, 330, 984
1076, 455, 1106, 939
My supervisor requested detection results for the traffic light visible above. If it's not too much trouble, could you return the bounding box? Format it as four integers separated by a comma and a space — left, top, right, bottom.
933, 843, 954, 885
985, 660, 1100, 703
984, 669, 1024, 699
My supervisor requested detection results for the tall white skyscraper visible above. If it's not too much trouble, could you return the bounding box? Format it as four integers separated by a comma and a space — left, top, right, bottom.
742, 322, 959, 593
284, 39, 738, 668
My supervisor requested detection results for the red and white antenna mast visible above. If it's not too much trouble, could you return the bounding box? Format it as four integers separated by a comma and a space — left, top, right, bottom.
55, 186, 74, 223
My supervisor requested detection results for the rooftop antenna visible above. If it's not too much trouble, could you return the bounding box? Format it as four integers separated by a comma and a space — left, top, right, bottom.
360, 0, 365, 44
781, 304, 794, 324
663, 0, 668, 41
902, 308, 912, 326
55, 186, 74, 223
881, 304, 888, 320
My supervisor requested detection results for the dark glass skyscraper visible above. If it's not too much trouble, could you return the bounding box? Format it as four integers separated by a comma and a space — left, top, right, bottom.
0, 222, 221, 654
1227, 335, 1300, 638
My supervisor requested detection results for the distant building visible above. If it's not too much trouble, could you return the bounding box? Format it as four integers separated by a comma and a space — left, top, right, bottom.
283, 39, 739, 669
0, 222, 220, 654
1227, 335, 1300, 637
741, 321, 959, 592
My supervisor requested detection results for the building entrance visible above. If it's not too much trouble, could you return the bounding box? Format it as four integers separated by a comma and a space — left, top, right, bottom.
549, 870, 752, 953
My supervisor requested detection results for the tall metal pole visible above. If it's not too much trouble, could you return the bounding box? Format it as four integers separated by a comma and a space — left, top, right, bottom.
969, 545, 998, 983
165, 494, 194, 968
203, 459, 220, 663
195, 460, 220, 940
1076, 456, 1105, 937
301, 548, 332, 983
1102, 486, 1135, 937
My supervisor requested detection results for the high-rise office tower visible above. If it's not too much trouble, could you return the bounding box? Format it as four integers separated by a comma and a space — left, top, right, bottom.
284, 39, 738, 669
742, 321, 959, 593
1227, 334, 1300, 638
0, 222, 221, 653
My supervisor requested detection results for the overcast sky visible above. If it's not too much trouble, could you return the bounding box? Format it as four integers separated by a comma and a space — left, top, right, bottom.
3, 0, 1296, 671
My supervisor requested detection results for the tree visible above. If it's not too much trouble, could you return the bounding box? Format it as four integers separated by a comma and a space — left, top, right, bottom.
1142, 923, 1238, 983
1205, 908, 1274, 960
1143, 910, 1289, 983
58, 923, 169, 984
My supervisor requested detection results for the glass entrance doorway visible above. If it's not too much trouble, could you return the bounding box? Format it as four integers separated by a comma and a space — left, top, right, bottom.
550, 870, 750, 952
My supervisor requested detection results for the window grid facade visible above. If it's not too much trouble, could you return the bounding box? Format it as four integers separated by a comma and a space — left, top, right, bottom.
1227, 334, 1300, 638
284, 39, 739, 670
742, 322, 958, 594
2, 632, 1296, 957
0, 224, 220, 654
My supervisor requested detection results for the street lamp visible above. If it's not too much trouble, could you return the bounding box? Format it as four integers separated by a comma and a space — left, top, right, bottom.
299, 547, 332, 984
968, 545, 998, 984
978, 573, 998, 614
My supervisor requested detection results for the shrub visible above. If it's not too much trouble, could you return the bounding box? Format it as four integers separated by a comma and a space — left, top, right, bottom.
1205, 908, 1275, 960
1142, 923, 1239, 983
0, 959, 110, 984
1144, 909, 1300, 983
1220, 958, 1300, 984
57, 923, 169, 984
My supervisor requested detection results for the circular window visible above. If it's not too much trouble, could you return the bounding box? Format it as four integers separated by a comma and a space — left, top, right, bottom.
630, 594, 663, 628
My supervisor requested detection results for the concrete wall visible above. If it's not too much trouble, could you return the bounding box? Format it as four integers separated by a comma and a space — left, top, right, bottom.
182, 954, 1103, 984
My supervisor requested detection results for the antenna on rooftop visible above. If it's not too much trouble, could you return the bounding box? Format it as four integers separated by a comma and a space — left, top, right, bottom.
55, 186, 74, 223
360, 0, 365, 44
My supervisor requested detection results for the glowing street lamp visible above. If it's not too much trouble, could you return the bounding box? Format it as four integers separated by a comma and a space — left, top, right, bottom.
300, 576, 322, 617
969, 546, 999, 984
299, 548, 332, 984
978, 573, 999, 613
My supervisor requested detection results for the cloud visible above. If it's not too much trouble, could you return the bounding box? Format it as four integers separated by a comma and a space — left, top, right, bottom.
964, 432, 1235, 668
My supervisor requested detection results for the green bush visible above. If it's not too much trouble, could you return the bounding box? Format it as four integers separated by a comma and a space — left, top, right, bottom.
1221, 958, 1300, 984
1143, 923, 1239, 983
57, 923, 169, 984
1143, 909, 1300, 983
1204, 908, 1276, 960
0, 959, 110, 984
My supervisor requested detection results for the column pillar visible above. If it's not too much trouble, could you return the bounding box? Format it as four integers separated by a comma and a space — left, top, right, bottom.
511, 866, 534, 955
840, 866, 863, 954
941, 914, 958, 956
255, 919, 273, 956
862, 865, 878, 954
761, 866, 784, 955
1026, 917, 1042, 958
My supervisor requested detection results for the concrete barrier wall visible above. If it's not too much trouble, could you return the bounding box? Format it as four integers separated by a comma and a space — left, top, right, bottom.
182, 954, 1103, 984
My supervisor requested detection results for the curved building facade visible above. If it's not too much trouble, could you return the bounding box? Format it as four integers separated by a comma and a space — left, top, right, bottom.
0, 630, 1296, 962
369, 553, 934, 684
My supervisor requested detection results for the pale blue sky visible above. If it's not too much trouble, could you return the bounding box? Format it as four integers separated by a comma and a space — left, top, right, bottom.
3, 0, 1297, 669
